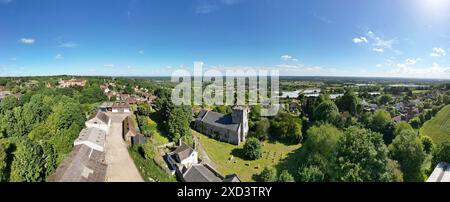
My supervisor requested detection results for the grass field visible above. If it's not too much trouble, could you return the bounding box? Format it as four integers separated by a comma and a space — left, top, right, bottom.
148, 117, 171, 146
193, 130, 302, 182
420, 105, 450, 145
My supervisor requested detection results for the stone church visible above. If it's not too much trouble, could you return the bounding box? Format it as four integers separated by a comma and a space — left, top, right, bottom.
194, 106, 249, 145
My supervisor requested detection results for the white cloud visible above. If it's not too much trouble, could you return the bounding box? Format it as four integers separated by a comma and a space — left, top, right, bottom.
373, 48, 384, 53
394, 58, 421, 69
103, 64, 115, 68
55, 54, 64, 60
430, 47, 446, 57
366, 31, 396, 51
389, 62, 450, 78
281, 55, 292, 61
20, 38, 35, 45
59, 42, 78, 48
353, 37, 368, 44
376, 64, 384, 68
406, 58, 420, 65
281, 54, 298, 62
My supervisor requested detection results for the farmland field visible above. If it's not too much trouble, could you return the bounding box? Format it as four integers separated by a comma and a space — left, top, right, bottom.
420, 105, 450, 145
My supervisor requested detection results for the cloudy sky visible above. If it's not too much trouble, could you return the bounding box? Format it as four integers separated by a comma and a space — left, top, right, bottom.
1, 0, 450, 78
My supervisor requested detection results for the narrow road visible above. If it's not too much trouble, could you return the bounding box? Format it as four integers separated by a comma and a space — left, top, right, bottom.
105, 113, 144, 182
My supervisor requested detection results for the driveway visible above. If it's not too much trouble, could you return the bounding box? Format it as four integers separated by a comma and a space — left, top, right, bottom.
104, 113, 144, 182
192, 131, 217, 169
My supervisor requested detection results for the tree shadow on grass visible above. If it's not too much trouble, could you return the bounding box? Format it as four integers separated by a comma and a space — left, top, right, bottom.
231, 147, 249, 160
273, 147, 304, 181
149, 112, 171, 140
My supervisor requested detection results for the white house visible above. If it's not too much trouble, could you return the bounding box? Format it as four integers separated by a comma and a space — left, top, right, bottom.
112, 102, 130, 113
74, 127, 106, 152
166, 141, 198, 172
85, 112, 111, 133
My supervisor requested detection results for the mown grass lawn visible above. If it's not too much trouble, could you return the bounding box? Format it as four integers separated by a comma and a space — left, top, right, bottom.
192, 130, 302, 182
420, 105, 450, 145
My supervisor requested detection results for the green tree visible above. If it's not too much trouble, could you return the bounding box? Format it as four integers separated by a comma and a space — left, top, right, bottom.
167, 105, 192, 142
409, 117, 422, 129
313, 100, 339, 123
0, 140, 14, 182
394, 122, 413, 137
370, 110, 395, 144
299, 165, 324, 182
270, 111, 302, 143
336, 90, 359, 115
41, 142, 57, 178
278, 170, 295, 182
299, 124, 342, 181
243, 137, 262, 160
79, 85, 107, 104
259, 166, 277, 182
252, 118, 270, 141
47, 98, 85, 131
0, 95, 19, 114
378, 94, 393, 105
386, 159, 404, 182
432, 141, 450, 167
10, 139, 45, 182
333, 127, 392, 182
137, 103, 152, 116
389, 130, 426, 182
420, 135, 435, 154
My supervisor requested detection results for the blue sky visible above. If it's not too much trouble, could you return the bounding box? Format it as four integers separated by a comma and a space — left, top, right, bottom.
1, 0, 450, 78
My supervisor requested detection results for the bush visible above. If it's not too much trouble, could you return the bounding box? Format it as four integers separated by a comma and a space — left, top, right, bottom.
259, 166, 277, 182
278, 170, 295, 182
243, 138, 262, 160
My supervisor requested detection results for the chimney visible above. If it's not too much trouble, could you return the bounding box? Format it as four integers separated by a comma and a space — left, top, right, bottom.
178, 138, 182, 146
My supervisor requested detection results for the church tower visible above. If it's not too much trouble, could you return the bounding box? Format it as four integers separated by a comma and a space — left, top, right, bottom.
232, 106, 249, 143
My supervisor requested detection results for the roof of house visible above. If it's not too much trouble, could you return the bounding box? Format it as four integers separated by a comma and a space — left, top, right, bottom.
196, 110, 240, 132
47, 145, 107, 182
223, 174, 241, 182
74, 127, 106, 152
174, 142, 195, 162
182, 164, 222, 182
112, 101, 130, 109
123, 116, 138, 137
427, 162, 450, 182
87, 112, 110, 125
100, 102, 114, 108
132, 134, 146, 145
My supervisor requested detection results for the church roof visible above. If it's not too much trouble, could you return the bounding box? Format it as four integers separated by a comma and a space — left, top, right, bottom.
223, 174, 241, 182
196, 110, 240, 132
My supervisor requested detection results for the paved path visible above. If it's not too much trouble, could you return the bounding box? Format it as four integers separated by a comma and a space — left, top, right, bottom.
192, 131, 217, 169
105, 113, 144, 182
